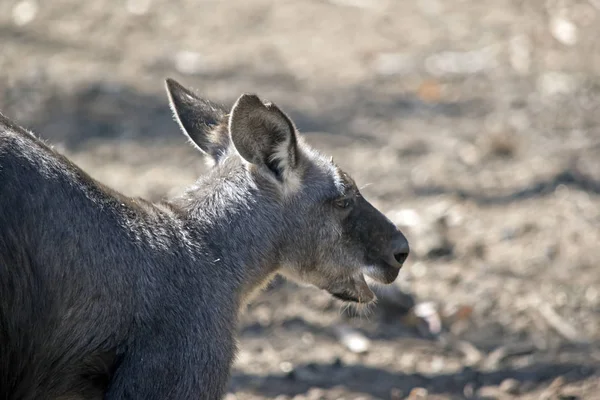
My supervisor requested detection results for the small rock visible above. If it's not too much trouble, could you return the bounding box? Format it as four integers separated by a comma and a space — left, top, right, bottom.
458, 142, 480, 166
333, 325, 371, 354
430, 356, 445, 373
301, 332, 315, 345
389, 209, 421, 228
304, 388, 326, 400
499, 378, 521, 394
417, 79, 442, 103
407, 387, 428, 399
509, 34, 531, 75
414, 301, 442, 335
456, 340, 483, 366
585, 286, 598, 305
373, 53, 415, 76
550, 17, 578, 46
537, 72, 578, 97
417, 0, 443, 16
279, 361, 293, 373
425, 46, 498, 77
126, 0, 151, 15
12, 0, 38, 26
174, 51, 207, 76
477, 385, 502, 398
390, 388, 404, 400
410, 262, 427, 278
327, 0, 382, 9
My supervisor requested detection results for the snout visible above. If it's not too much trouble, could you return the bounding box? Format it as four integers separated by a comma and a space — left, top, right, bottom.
385, 233, 410, 269
363, 231, 409, 285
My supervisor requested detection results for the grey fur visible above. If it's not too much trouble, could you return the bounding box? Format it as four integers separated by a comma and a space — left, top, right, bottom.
0, 78, 409, 400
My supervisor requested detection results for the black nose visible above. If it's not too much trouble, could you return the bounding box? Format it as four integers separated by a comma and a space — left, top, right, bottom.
389, 234, 409, 267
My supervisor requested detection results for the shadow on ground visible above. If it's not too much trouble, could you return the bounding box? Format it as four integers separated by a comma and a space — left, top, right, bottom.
2, 74, 489, 152
412, 162, 600, 205
229, 360, 597, 399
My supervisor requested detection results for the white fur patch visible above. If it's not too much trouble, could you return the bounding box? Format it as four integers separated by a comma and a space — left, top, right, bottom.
268, 136, 302, 197
330, 162, 344, 194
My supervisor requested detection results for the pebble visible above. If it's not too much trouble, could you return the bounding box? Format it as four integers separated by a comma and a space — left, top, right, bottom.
425, 46, 498, 77
12, 0, 38, 26
304, 388, 326, 400
499, 378, 521, 394
416, 0, 443, 16
477, 385, 503, 397
301, 332, 315, 345
279, 361, 293, 373
585, 286, 598, 305
414, 301, 442, 334
509, 34, 532, 75
537, 72, 578, 97
333, 325, 371, 354
410, 262, 427, 278
126, 0, 152, 15
327, 0, 382, 9
390, 388, 404, 400
174, 51, 208, 76
407, 387, 428, 399
373, 53, 416, 76
389, 208, 421, 228
458, 142, 480, 166
430, 356, 445, 373
550, 16, 578, 46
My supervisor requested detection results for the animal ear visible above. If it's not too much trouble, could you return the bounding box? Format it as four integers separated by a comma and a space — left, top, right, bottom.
228, 93, 299, 181
165, 78, 229, 163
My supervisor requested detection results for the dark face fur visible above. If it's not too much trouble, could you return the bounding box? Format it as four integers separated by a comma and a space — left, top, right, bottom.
166, 79, 409, 303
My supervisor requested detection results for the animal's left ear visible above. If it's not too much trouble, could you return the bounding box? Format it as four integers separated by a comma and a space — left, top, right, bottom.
165, 78, 229, 164
228, 93, 299, 182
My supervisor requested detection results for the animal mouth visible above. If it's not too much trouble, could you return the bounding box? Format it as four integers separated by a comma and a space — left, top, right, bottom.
328, 273, 375, 303
362, 262, 401, 285
331, 291, 360, 303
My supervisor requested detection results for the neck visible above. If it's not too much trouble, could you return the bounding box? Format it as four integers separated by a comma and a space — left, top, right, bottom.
172, 165, 286, 309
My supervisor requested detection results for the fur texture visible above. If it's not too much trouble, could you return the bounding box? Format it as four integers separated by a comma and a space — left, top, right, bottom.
0, 79, 409, 399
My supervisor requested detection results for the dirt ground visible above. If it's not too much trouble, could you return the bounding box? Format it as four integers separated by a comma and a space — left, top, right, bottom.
1, 0, 600, 398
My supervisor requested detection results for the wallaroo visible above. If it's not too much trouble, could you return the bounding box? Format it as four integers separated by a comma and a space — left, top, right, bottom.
0, 78, 409, 399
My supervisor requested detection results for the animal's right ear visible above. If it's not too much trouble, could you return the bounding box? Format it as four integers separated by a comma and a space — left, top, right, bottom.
165, 78, 229, 163
228, 94, 299, 185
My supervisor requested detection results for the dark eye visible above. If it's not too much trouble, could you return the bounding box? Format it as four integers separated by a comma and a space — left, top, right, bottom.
334, 198, 352, 209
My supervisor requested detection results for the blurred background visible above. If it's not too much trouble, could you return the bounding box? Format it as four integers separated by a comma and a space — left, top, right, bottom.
1, 0, 599, 399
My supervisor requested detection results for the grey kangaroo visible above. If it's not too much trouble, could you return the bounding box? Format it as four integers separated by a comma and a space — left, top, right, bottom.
0, 78, 409, 400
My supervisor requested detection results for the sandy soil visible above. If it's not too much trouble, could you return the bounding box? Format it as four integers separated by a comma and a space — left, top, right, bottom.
1, 0, 600, 398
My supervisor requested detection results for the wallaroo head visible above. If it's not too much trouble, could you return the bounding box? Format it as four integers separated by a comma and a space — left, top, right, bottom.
165, 79, 409, 304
